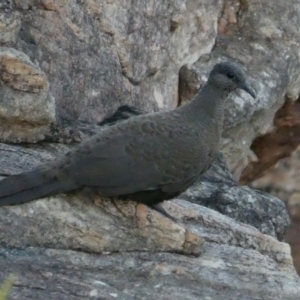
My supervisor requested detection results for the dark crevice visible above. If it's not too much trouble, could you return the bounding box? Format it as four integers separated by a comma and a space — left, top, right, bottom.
240, 97, 300, 184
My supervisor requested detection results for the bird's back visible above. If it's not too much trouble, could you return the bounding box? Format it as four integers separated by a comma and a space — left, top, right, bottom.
57, 109, 212, 200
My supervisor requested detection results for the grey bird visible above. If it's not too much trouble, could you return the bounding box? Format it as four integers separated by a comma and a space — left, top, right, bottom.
0, 62, 255, 219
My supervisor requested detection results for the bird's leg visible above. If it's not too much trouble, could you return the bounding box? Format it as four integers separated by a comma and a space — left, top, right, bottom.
80, 187, 103, 206
148, 203, 178, 223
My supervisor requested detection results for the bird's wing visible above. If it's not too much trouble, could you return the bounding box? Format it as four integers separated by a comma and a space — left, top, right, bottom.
62, 118, 209, 196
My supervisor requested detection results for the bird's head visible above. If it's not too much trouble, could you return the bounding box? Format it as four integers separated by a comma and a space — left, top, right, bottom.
208, 62, 256, 98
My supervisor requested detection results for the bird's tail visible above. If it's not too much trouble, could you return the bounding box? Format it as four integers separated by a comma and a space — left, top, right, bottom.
0, 169, 78, 206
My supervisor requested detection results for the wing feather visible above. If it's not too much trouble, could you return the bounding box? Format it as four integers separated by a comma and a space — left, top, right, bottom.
62, 117, 209, 196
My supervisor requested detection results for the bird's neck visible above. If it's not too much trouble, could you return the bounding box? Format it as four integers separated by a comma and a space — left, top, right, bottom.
176, 83, 228, 152
179, 83, 228, 127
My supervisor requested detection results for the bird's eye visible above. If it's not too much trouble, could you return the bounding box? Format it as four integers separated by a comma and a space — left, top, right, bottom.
226, 72, 234, 79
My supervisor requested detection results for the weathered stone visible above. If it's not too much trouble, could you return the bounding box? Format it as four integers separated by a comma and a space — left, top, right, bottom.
0, 47, 48, 92
180, 153, 290, 241
0, 241, 298, 300
0, 11, 21, 44
240, 100, 300, 184
0, 86, 55, 143
0, 161, 298, 299
251, 146, 300, 275
14, 0, 221, 123
0, 48, 55, 143
0, 1, 12, 10
0, 142, 299, 299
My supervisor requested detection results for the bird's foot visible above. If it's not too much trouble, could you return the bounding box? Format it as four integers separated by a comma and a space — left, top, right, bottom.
148, 203, 178, 223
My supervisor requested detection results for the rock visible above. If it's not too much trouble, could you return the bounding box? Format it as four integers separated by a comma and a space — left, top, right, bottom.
237, 62, 300, 276
0, 239, 298, 300
0, 11, 21, 44
279, 197, 300, 276
250, 146, 300, 275
0, 162, 299, 298
180, 153, 290, 241
14, 0, 221, 123
0, 47, 49, 92
0, 48, 55, 143
0, 140, 205, 256
240, 100, 300, 184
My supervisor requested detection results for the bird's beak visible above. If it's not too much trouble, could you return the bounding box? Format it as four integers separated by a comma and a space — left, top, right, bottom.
240, 83, 256, 99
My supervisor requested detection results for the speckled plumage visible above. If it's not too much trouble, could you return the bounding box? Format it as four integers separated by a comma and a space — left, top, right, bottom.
0, 62, 256, 215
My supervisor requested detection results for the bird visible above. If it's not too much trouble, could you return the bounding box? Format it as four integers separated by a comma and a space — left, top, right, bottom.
0, 61, 255, 220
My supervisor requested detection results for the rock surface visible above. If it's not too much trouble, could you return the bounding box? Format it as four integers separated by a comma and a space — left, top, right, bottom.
0, 47, 55, 142
14, 0, 221, 124
240, 100, 300, 185
251, 146, 300, 275
0, 242, 297, 300
0, 0, 300, 299
181, 154, 290, 241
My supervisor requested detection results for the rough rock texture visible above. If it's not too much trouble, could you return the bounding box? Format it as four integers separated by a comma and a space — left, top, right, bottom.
181, 170, 290, 241
242, 98, 300, 276
0, 243, 297, 300
175, 0, 300, 275
0, 47, 55, 142
0, 10, 20, 44
0, 0, 300, 299
251, 146, 300, 275
240, 99, 300, 184
14, 0, 221, 124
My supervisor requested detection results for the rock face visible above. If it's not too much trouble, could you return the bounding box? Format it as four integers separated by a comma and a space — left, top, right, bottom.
240, 100, 300, 185
0, 47, 55, 143
181, 154, 290, 241
15, 0, 221, 125
0, 0, 300, 299
251, 146, 300, 275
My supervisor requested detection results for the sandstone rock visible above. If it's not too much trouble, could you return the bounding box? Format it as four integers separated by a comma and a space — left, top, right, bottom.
0, 11, 20, 44
0, 240, 298, 300
250, 147, 300, 275
0, 48, 55, 143
181, 153, 290, 241
14, 0, 221, 123
0, 47, 49, 92
240, 100, 300, 184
